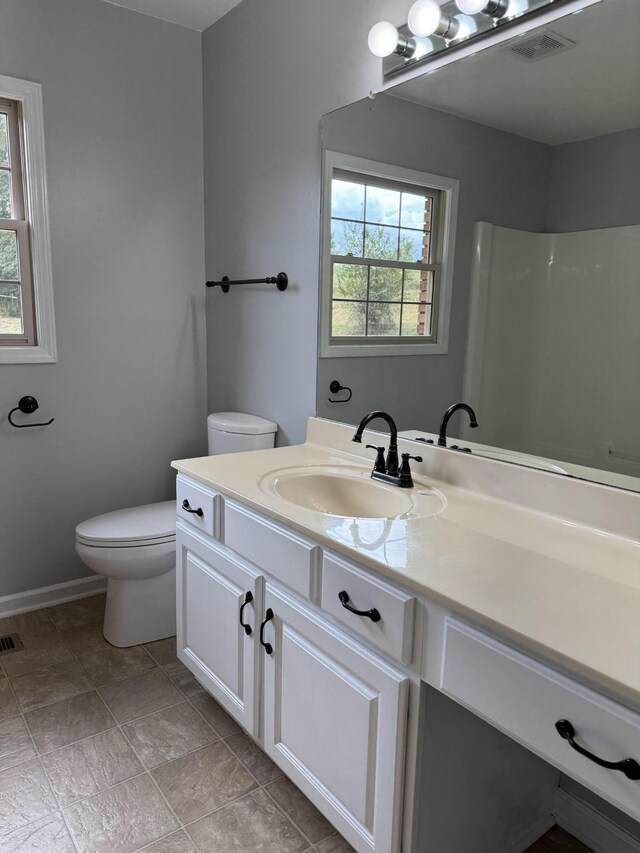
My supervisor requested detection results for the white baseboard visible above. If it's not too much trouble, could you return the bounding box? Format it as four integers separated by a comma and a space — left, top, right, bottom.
502, 814, 556, 853
0, 576, 107, 619
555, 790, 640, 853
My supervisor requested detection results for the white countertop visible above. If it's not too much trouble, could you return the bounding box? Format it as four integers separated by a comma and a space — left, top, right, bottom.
172, 419, 640, 711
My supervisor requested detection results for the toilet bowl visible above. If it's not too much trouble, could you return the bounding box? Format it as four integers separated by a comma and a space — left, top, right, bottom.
75, 412, 278, 647
75, 501, 176, 647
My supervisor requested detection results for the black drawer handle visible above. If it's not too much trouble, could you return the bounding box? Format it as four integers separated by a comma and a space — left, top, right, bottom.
338, 590, 381, 623
555, 720, 640, 780
182, 499, 203, 518
259, 608, 274, 655
239, 591, 253, 636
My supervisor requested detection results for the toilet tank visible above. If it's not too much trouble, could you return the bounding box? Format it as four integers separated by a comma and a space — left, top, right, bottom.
207, 412, 278, 455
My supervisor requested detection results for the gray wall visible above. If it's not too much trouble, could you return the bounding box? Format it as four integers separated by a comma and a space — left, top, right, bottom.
202, 0, 411, 447
317, 94, 551, 432
0, 0, 206, 597
547, 127, 640, 232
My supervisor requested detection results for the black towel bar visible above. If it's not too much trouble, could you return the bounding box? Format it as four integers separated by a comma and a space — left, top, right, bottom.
206, 273, 288, 293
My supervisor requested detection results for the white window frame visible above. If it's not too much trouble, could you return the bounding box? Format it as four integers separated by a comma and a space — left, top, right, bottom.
0, 75, 56, 363
319, 150, 458, 359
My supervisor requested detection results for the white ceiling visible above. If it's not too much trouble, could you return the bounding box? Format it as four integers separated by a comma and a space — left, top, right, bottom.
101, 0, 244, 31
389, 0, 640, 145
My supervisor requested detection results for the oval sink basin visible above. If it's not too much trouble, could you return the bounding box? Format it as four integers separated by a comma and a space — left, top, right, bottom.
259, 464, 447, 520
267, 470, 414, 519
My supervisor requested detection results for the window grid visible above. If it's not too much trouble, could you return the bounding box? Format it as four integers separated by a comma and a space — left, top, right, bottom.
330, 262, 437, 340
331, 217, 433, 264
329, 174, 439, 342
331, 272, 435, 337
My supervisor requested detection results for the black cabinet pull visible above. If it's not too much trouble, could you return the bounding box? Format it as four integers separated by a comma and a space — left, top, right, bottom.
239, 591, 253, 636
338, 591, 381, 623
182, 499, 203, 518
259, 608, 274, 654
555, 720, 640, 780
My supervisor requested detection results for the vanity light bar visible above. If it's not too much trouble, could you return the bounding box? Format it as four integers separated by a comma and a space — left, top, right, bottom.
369, 0, 595, 78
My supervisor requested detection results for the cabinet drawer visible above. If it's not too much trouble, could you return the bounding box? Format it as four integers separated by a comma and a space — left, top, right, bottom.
440, 619, 640, 822
176, 475, 220, 538
321, 553, 415, 664
223, 501, 320, 600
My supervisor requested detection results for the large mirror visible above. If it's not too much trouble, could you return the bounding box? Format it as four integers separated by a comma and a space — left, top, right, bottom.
316, 0, 640, 493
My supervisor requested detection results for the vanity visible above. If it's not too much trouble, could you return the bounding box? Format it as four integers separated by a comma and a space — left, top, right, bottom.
173, 0, 640, 848
172, 417, 640, 853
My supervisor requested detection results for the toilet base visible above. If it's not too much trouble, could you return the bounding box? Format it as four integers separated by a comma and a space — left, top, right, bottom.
103, 568, 176, 647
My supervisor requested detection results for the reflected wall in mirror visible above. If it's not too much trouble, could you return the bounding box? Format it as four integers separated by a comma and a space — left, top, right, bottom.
316, 0, 640, 493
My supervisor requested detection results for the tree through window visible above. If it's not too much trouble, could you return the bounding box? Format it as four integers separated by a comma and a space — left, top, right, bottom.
329, 172, 440, 342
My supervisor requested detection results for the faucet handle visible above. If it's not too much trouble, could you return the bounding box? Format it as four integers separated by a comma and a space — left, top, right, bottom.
366, 444, 387, 474
398, 453, 423, 488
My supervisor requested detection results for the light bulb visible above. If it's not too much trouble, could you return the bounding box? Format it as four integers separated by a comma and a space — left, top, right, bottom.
368, 21, 400, 57
507, 0, 529, 15
454, 13, 478, 39
456, 0, 508, 16
456, 0, 489, 12
408, 0, 442, 37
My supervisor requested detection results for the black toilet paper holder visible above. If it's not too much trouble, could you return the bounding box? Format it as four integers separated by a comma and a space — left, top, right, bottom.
8, 396, 55, 428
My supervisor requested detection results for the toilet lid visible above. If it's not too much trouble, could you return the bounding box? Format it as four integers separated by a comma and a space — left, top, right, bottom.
207, 411, 277, 435
76, 500, 176, 547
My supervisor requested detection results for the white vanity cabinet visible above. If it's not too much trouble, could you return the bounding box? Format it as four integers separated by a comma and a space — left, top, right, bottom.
175, 485, 411, 853
172, 425, 640, 853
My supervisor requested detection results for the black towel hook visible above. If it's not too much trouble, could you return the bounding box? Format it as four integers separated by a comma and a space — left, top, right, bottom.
328, 380, 352, 404
8, 396, 55, 429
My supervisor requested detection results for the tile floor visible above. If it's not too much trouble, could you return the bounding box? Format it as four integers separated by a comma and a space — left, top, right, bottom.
0, 595, 353, 852
526, 827, 593, 852
0, 595, 593, 853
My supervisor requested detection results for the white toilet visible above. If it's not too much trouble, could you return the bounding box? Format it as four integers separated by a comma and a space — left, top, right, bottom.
75, 412, 278, 647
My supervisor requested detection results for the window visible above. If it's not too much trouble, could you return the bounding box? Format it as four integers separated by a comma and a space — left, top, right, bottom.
0, 76, 55, 363
1, 99, 34, 345
320, 152, 458, 358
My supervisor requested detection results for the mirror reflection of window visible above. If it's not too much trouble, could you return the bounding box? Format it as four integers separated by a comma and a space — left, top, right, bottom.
330, 173, 439, 341
319, 152, 458, 360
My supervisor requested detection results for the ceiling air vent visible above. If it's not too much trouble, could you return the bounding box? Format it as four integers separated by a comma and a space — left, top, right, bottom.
507, 30, 576, 63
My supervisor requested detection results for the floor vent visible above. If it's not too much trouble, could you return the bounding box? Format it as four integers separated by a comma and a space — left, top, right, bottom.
507, 30, 576, 62
0, 634, 24, 655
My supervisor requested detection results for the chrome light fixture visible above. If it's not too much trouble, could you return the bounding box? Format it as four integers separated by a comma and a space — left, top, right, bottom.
368, 0, 581, 78
408, 0, 460, 38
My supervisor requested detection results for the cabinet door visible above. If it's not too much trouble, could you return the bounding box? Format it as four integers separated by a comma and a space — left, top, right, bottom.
176, 526, 260, 734
261, 584, 408, 853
